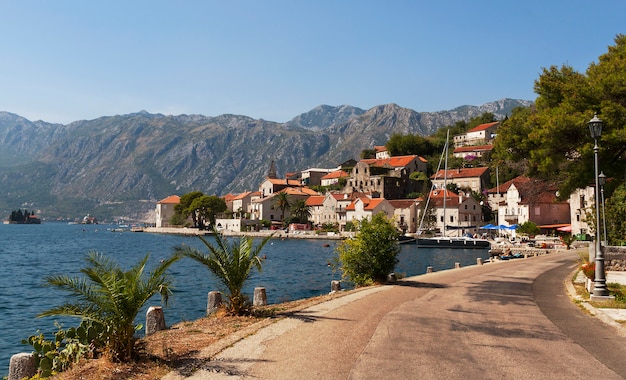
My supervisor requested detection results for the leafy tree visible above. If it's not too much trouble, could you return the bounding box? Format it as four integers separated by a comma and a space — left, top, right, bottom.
190, 195, 227, 229
334, 213, 400, 286
176, 229, 272, 315
493, 34, 626, 200
360, 149, 376, 159
605, 182, 626, 245
174, 191, 204, 227
290, 199, 312, 224
273, 191, 291, 223
517, 221, 540, 236
386, 133, 435, 157
38, 251, 180, 362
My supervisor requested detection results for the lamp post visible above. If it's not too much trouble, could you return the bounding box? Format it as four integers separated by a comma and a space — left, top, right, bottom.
599, 172, 607, 245
588, 113, 609, 298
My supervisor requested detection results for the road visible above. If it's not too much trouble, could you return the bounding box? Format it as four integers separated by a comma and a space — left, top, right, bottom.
165, 250, 626, 379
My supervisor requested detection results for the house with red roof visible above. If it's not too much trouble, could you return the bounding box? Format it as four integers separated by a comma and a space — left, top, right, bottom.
320, 170, 350, 186
344, 155, 427, 199
155, 195, 180, 228
486, 176, 570, 228
452, 144, 494, 160
425, 189, 483, 237
249, 187, 320, 223
431, 167, 491, 194
389, 199, 420, 234
374, 145, 390, 159
453, 121, 500, 148
345, 196, 394, 224
231, 191, 259, 217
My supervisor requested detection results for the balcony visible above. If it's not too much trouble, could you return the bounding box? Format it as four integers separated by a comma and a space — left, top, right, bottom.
504, 214, 519, 223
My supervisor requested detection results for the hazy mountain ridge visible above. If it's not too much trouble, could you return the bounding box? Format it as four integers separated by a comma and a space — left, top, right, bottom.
0, 98, 531, 220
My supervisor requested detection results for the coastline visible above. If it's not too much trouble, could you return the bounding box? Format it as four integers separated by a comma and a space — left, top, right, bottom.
143, 226, 350, 240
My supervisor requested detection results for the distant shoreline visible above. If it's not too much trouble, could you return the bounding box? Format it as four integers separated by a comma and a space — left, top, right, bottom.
143, 226, 348, 240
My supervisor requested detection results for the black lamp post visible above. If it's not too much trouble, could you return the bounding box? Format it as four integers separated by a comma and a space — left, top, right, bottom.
599, 171, 607, 245
588, 113, 609, 298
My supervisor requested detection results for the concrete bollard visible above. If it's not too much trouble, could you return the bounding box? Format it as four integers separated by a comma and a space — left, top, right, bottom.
426, 266, 433, 273
8, 353, 36, 380
253, 287, 267, 306
207, 291, 222, 315
455, 262, 461, 269
387, 273, 397, 283
477, 258, 483, 266
330, 280, 341, 293
146, 306, 166, 336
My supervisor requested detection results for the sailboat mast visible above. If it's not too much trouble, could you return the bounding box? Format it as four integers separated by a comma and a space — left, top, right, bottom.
442, 129, 449, 238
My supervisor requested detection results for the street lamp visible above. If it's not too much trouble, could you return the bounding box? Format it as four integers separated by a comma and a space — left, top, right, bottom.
599, 171, 607, 245
588, 113, 610, 298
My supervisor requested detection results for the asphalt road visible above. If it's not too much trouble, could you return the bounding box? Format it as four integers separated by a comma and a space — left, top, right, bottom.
165, 250, 626, 379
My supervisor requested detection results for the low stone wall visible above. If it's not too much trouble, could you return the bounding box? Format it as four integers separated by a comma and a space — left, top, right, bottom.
605, 246, 626, 271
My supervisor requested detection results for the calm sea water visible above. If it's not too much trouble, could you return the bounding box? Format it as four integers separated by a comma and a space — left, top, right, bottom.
0, 223, 488, 374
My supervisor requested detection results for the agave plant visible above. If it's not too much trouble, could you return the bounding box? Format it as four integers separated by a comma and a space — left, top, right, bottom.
176, 229, 272, 315
38, 251, 180, 362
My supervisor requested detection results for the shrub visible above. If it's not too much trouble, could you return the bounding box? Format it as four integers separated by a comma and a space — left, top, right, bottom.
334, 213, 400, 286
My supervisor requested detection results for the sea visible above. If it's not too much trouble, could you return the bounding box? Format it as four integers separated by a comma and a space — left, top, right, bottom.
0, 222, 489, 374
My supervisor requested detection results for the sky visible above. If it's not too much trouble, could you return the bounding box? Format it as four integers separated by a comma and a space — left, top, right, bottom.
1, 1, 624, 124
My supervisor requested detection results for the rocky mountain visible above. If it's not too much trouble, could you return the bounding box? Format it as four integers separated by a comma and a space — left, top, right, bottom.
0, 98, 532, 221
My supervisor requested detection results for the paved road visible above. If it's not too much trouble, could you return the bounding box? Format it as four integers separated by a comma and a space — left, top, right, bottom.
166, 250, 626, 379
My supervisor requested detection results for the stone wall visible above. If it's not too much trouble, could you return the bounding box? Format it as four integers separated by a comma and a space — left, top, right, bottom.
605, 246, 626, 271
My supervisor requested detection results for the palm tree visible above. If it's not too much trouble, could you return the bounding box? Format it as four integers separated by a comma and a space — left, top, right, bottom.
290, 199, 312, 224
273, 191, 291, 223
176, 228, 272, 315
38, 251, 180, 362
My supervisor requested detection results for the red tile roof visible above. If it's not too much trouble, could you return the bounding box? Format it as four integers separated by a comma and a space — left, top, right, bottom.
431, 167, 489, 180
305, 196, 326, 206
157, 195, 180, 204
233, 191, 253, 200
374, 145, 387, 153
321, 170, 349, 180
453, 145, 493, 153
389, 199, 417, 209
468, 121, 499, 133
361, 155, 426, 167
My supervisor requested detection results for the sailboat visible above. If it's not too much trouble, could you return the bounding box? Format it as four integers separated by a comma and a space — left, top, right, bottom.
416, 130, 490, 249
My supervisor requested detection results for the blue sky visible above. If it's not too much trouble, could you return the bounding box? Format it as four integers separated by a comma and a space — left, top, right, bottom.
1, 1, 624, 124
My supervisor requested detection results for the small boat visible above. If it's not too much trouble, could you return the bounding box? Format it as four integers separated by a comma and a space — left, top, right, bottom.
416, 236, 490, 249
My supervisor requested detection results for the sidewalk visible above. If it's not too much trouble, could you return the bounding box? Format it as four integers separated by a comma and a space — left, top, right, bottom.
569, 270, 626, 335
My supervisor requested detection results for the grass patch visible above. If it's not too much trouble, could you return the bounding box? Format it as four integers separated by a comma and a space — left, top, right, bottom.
587, 282, 626, 309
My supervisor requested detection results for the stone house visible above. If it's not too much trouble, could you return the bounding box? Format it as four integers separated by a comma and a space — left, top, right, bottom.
424, 189, 483, 237
569, 185, 596, 237
320, 170, 350, 186
155, 195, 180, 228
231, 191, 259, 217
389, 199, 420, 234
452, 144, 493, 159
344, 155, 427, 199
345, 196, 395, 224
488, 176, 570, 227
453, 121, 499, 148
249, 187, 319, 222
431, 167, 491, 194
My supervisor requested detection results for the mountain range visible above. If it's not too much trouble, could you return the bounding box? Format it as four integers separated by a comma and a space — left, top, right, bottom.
0, 98, 532, 221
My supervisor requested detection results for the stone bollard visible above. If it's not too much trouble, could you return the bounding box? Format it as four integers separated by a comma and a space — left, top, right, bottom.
426, 266, 433, 273
207, 291, 222, 315
455, 262, 461, 269
387, 273, 397, 283
330, 280, 341, 293
477, 258, 483, 266
8, 353, 36, 380
146, 306, 166, 336
253, 287, 267, 307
